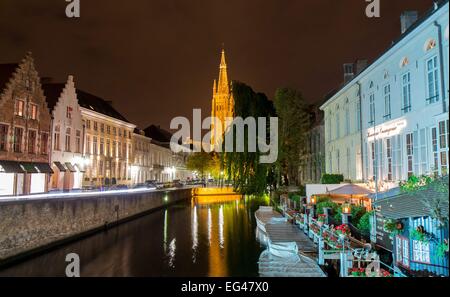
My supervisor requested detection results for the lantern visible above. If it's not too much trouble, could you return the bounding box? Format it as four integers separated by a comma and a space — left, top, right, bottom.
311, 196, 316, 204
342, 203, 351, 215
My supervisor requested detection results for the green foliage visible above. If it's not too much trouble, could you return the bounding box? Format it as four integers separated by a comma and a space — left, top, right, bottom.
316, 200, 339, 216
383, 219, 402, 235
357, 211, 374, 233
320, 174, 344, 184
222, 82, 276, 195
410, 228, 431, 243
288, 193, 301, 204
186, 152, 220, 178
332, 204, 367, 227
273, 87, 311, 186
436, 240, 449, 258
399, 174, 433, 192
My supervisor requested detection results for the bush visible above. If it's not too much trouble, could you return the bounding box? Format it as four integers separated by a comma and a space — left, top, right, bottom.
316, 200, 339, 216
333, 204, 367, 226
321, 174, 344, 184
357, 211, 374, 233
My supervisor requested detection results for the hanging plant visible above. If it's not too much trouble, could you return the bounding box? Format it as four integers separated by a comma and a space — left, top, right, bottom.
436, 239, 449, 258
384, 219, 403, 235
410, 226, 431, 243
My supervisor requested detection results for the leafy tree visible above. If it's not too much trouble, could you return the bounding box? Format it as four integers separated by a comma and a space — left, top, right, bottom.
222, 81, 276, 195
273, 88, 310, 186
320, 174, 344, 184
186, 152, 220, 179
357, 211, 374, 234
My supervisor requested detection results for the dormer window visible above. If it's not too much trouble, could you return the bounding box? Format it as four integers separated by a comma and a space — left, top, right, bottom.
424, 38, 437, 51
15, 99, 25, 117
400, 57, 409, 68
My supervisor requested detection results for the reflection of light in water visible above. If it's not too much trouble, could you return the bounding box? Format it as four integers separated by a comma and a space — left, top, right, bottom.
219, 205, 224, 248
163, 209, 168, 254
168, 238, 176, 268
207, 207, 212, 246
191, 206, 198, 262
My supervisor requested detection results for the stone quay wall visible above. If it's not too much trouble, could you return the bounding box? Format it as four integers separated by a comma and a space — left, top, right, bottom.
0, 188, 193, 262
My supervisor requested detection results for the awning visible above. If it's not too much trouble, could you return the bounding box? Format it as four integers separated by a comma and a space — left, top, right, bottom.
53, 161, 67, 172
34, 163, 54, 174
65, 162, 77, 172
0, 160, 25, 173
75, 163, 86, 173
20, 162, 39, 173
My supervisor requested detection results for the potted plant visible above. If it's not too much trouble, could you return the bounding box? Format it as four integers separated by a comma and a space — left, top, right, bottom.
317, 214, 326, 226
410, 226, 431, 243
437, 239, 449, 258
383, 219, 403, 237
335, 224, 351, 240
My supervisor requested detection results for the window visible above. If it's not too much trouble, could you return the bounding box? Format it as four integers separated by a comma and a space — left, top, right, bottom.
406, 133, 414, 178
327, 113, 332, 142
345, 101, 350, 136
66, 106, 73, 119
370, 142, 375, 180
0, 124, 8, 151
426, 56, 440, 104
106, 139, 110, 156
419, 129, 427, 175
13, 127, 23, 153
28, 130, 36, 154
30, 104, 38, 120
75, 130, 81, 153
100, 138, 104, 155
93, 122, 98, 131
118, 141, 121, 158
15, 100, 25, 117
86, 120, 91, 130
432, 127, 439, 175
396, 236, 410, 268
122, 143, 127, 158
336, 107, 340, 139
113, 127, 116, 136
101, 124, 105, 133
369, 93, 375, 125
54, 125, 61, 151
424, 39, 437, 51
438, 121, 448, 175
107, 126, 111, 134
386, 138, 392, 181
93, 136, 98, 155
65, 128, 71, 152
113, 141, 117, 157
393, 135, 403, 180
346, 147, 350, 179
86, 136, 91, 155
384, 84, 391, 120
412, 240, 430, 263
401, 73, 412, 113
336, 150, 340, 173
40, 133, 48, 155
356, 101, 361, 132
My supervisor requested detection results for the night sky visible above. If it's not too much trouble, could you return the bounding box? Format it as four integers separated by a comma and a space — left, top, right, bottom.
0, 0, 433, 130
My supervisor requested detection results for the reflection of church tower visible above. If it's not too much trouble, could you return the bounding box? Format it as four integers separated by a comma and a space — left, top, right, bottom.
211, 48, 234, 148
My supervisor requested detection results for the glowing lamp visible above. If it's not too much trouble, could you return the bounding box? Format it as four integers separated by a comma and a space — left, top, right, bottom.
342, 203, 351, 215
311, 196, 316, 204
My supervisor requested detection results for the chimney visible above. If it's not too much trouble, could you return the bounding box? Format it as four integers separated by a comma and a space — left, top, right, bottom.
355, 59, 368, 75
343, 63, 354, 84
400, 11, 418, 34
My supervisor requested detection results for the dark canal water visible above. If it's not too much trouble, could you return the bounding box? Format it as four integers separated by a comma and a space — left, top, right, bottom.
0, 195, 269, 277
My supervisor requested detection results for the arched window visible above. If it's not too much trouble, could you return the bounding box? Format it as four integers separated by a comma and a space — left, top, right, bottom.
424, 38, 437, 51
400, 57, 409, 68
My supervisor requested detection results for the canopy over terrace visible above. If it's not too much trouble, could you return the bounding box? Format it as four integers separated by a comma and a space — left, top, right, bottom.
312, 184, 374, 210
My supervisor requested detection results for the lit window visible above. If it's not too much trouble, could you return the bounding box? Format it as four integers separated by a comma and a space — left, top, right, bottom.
0, 124, 8, 151
13, 127, 23, 153
15, 100, 25, 117
400, 57, 409, 68
28, 130, 36, 154
66, 106, 73, 119
41, 133, 49, 155
65, 127, 71, 152
30, 104, 38, 120
54, 125, 61, 151
424, 39, 437, 51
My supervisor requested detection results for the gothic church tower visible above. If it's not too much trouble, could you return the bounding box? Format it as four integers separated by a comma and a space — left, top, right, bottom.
211, 48, 234, 148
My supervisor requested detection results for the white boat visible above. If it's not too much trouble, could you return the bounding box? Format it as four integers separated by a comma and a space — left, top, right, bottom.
254, 206, 283, 233
268, 241, 299, 260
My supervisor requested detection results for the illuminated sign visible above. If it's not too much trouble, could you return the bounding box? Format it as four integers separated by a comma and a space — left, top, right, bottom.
367, 120, 406, 141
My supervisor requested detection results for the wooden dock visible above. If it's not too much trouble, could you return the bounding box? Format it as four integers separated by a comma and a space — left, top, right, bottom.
265, 223, 317, 255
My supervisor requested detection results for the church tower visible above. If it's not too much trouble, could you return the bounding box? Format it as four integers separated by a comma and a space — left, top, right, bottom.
211, 48, 234, 148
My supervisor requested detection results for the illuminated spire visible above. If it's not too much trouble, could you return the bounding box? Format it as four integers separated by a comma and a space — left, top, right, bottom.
217, 48, 229, 93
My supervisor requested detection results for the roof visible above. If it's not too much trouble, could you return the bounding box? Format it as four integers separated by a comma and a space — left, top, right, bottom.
374, 176, 449, 220
327, 184, 373, 195
0, 63, 18, 92
320, 0, 449, 110
42, 83, 130, 123
144, 125, 173, 144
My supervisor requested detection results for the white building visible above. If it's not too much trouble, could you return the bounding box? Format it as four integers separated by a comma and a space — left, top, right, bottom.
43, 76, 85, 191
321, 2, 449, 191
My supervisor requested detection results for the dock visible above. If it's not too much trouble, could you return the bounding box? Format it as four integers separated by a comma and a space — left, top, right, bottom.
265, 223, 317, 255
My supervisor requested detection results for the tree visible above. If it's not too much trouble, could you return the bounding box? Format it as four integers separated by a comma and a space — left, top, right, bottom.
222, 81, 276, 195
186, 152, 220, 179
273, 88, 311, 186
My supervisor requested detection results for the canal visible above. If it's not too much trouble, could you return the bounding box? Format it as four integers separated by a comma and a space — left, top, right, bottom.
0, 194, 269, 277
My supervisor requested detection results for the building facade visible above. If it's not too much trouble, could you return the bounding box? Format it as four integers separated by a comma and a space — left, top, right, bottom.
211, 49, 234, 149
321, 2, 449, 191
43, 76, 85, 191
78, 91, 136, 187
301, 106, 325, 184
131, 129, 153, 184
0, 54, 53, 196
